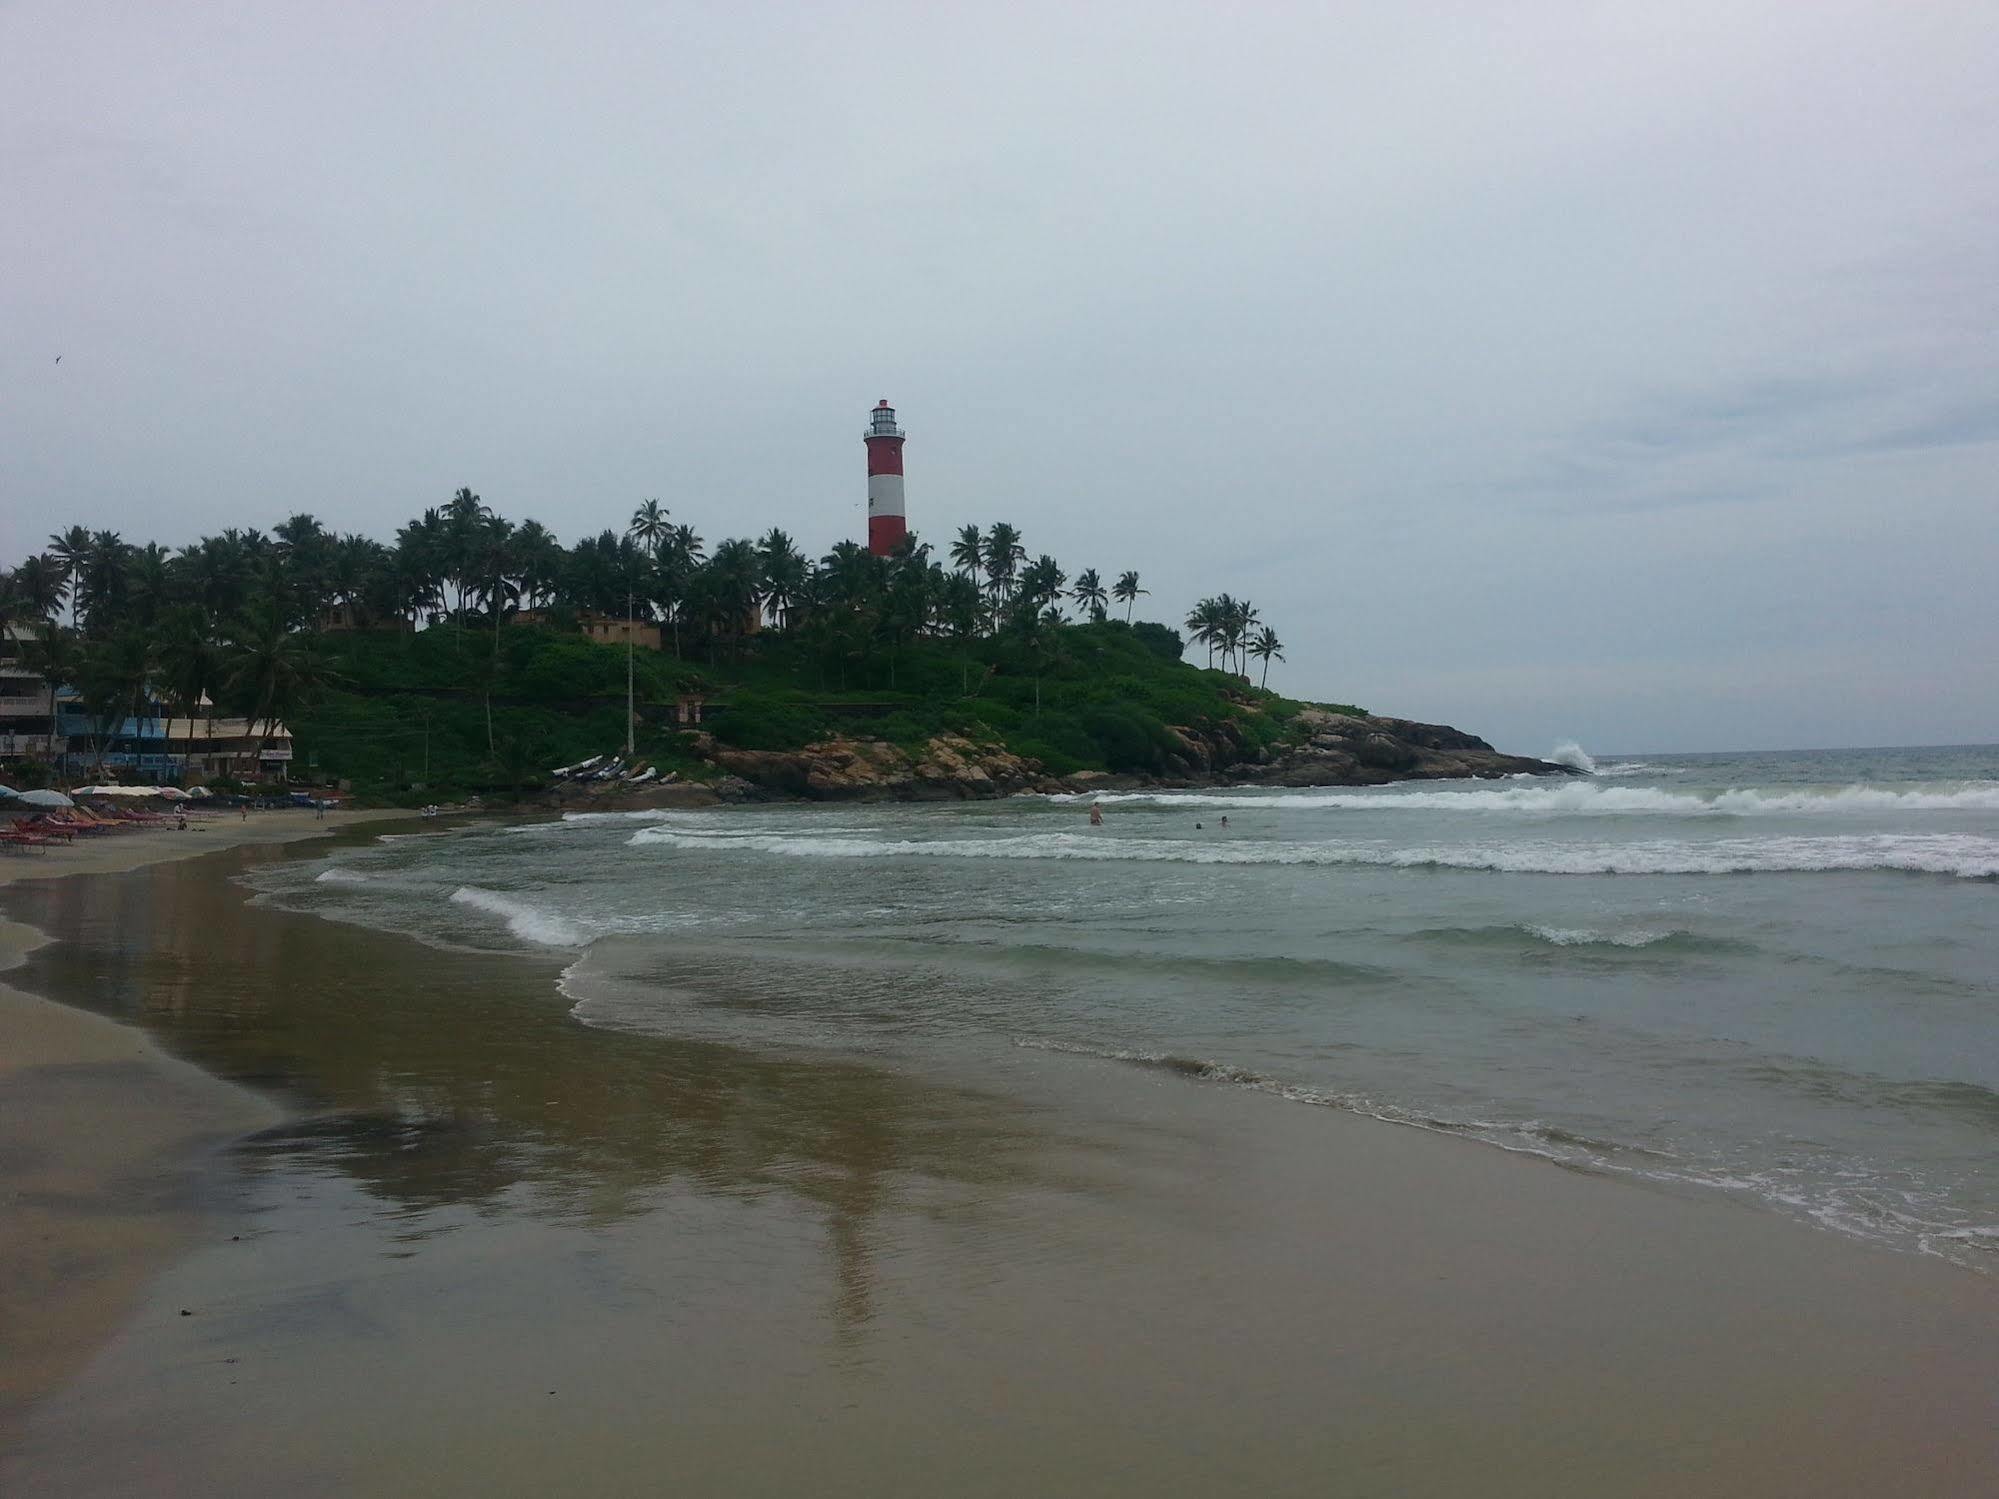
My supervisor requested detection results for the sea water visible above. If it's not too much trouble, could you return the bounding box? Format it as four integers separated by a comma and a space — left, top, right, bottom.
252, 745, 1999, 1270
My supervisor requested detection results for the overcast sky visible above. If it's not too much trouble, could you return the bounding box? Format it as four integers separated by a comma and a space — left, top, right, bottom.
4, 2, 1994, 754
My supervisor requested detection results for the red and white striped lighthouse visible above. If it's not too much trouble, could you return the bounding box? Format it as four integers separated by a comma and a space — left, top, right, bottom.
864, 399, 907, 556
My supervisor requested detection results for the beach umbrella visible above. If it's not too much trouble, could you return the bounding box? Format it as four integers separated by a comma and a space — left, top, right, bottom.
156, 787, 192, 801
17, 789, 75, 808
185, 786, 213, 799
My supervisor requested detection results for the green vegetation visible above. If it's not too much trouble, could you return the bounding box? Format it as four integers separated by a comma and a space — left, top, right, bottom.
0, 499, 1364, 802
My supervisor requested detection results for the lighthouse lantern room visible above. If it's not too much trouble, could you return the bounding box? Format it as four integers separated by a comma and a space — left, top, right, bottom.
864, 399, 907, 556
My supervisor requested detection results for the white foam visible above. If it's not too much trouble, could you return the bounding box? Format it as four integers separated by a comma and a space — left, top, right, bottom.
1525, 925, 1677, 948
1050, 781, 1999, 816
629, 826, 1999, 879
1551, 740, 1598, 773
314, 867, 373, 885
449, 886, 589, 947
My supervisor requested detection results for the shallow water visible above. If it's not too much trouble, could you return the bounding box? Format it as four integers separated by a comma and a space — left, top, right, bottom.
7, 809, 1999, 1496
247, 745, 1999, 1270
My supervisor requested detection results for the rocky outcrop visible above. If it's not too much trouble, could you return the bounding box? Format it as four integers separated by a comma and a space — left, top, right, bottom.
693, 734, 1044, 802
662, 715, 1569, 803
1237, 710, 1566, 787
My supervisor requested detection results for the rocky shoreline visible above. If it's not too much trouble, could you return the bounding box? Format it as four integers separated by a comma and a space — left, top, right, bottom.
550, 709, 1573, 809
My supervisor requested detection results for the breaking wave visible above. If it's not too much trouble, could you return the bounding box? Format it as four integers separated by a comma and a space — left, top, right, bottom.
449, 886, 590, 947
314, 866, 373, 885
1527, 925, 1681, 948
631, 826, 1999, 879
1046, 782, 1999, 816
1551, 740, 1597, 773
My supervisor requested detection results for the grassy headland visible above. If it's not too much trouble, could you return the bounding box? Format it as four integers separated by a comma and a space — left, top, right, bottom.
3, 501, 1384, 803
297, 614, 1354, 802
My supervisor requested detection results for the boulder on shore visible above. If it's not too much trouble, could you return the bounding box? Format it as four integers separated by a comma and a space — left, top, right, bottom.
1238, 710, 1565, 787
667, 715, 1571, 802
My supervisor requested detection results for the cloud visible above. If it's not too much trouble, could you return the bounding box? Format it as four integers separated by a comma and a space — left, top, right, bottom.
2, 0, 1995, 752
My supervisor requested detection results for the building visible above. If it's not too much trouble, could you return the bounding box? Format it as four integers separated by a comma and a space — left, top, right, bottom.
865, 399, 908, 556
0, 625, 290, 782
52, 697, 295, 781
319, 602, 413, 633
0, 625, 62, 761
576, 611, 662, 651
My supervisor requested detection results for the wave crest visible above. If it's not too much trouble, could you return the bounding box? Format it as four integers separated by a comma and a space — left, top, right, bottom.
630, 826, 1999, 879
449, 886, 589, 947
1048, 781, 1999, 816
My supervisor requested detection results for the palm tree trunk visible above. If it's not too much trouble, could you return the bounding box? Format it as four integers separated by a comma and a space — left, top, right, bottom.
1260, 658, 1270, 689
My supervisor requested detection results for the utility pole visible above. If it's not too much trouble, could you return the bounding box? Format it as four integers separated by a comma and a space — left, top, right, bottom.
625, 589, 636, 758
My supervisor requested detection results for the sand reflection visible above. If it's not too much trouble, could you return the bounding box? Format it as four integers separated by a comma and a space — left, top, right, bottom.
4, 839, 1053, 1335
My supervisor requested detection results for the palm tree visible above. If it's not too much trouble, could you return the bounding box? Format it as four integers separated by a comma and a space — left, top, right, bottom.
14, 553, 67, 626
629, 499, 670, 557
1113, 570, 1147, 623
705, 538, 765, 660
982, 522, 1025, 619
511, 520, 565, 611
1015, 555, 1067, 614
757, 529, 806, 629
156, 607, 219, 782
78, 530, 130, 632
1230, 598, 1261, 677
0, 571, 19, 644
48, 526, 91, 627
1185, 597, 1224, 668
225, 604, 329, 776
949, 525, 984, 583
124, 542, 175, 628
1018, 605, 1071, 717
1071, 568, 1108, 623
76, 629, 153, 775
1248, 625, 1285, 689
940, 571, 983, 691
442, 488, 489, 620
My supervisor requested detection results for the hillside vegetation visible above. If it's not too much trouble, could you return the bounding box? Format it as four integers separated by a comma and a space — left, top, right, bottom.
1, 497, 1357, 803
298, 615, 1360, 801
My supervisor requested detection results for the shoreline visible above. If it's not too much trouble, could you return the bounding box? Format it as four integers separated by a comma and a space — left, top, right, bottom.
3, 811, 1996, 1493
0, 811, 402, 1447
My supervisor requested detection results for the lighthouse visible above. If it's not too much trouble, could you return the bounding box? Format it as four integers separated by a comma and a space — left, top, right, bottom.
864, 399, 907, 556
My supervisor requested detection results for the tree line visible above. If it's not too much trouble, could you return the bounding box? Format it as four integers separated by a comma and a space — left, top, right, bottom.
0, 493, 1287, 773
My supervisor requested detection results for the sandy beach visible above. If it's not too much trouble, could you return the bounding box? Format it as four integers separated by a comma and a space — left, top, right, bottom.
0, 812, 395, 1451
1, 815, 1995, 1496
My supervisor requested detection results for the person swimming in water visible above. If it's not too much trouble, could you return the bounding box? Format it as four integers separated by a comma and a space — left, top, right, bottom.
1219, 816, 1230, 829
1089, 803, 1103, 826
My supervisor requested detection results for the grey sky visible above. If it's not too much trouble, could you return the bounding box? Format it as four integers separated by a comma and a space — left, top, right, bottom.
4, 1, 1995, 754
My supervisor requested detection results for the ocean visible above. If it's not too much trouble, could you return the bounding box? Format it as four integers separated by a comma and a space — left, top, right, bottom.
249, 744, 1999, 1272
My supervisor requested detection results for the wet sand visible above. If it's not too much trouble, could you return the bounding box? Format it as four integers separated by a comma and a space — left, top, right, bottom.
0, 813, 393, 1449
2, 829, 1996, 1495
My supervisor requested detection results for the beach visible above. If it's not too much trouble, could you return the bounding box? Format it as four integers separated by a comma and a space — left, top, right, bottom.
0, 812, 391, 1453
0, 794, 1995, 1495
